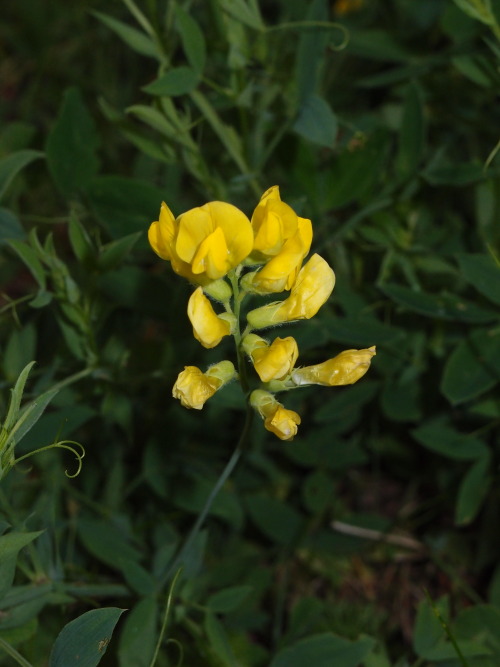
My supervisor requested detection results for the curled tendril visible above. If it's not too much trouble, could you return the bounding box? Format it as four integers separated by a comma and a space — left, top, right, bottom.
165, 639, 184, 667
13, 439, 86, 478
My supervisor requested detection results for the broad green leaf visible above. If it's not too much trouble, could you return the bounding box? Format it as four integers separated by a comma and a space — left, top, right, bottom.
424, 638, 491, 660
121, 560, 156, 597
8, 240, 46, 289
77, 518, 141, 571
396, 81, 425, 179
454, 604, 500, 653
92, 11, 157, 58
0, 532, 43, 599
270, 633, 375, 667
117, 597, 157, 667
205, 611, 238, 666
246, 495, 303, 545
293, 95, 338, 148
46, 88, 100, 197
381, 380, 421, 422
207, 585, 253, 613
98, 232, 142, 271
49, 607, 125, 667
175, 6, 206, 74
381, 283, 498, 322
0, 207, 24, 242
455, 454, 492, 525
217, 0, 264, 30
412, 420, 488, 461
441, 329, 500, 404
457, 253, 500, 306
0, 150, 44, 201
143, 66, 199, 96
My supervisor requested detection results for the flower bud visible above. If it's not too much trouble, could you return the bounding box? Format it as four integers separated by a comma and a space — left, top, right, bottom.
246, 254, 335, 329
173, 361, 236, 410
250, 389, 301, 441
203, 279, 232, 303
187, 287, 232, 349
292, 347, 376, 386
242, 334, 298, 382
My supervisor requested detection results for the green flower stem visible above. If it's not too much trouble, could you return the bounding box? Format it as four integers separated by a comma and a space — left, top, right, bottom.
148, 567, 182, 667
0, 638, 34, 667
164, 402, 253, 582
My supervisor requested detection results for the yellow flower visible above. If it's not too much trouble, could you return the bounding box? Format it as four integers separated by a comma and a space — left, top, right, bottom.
173, 361, 235, 409
242, 334, 299, 382
250, 390, 301, 441
246, 254, 335, 329
250, 186, 299, 259
292, 347, 376, 386
187, 287, 233, 349
148, 200, 253, 282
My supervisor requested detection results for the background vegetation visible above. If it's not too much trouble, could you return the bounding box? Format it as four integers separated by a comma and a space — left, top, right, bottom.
1, 0, 499, 665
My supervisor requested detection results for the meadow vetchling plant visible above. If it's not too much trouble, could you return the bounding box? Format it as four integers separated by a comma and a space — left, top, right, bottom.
149, 185, 376, 441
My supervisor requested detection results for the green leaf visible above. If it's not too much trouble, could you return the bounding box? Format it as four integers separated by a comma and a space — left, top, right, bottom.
117, 597, 158, 667
270, 633, 375, 667
302, 469, 333, 514
46, 87, 100, 197
3, 362, 36, 433
455, 454, 492, 525
0, 532, 43, 599
92, 11, 157, 58
457, 253, 500, 306
205, 611, 238, 666
98, 232, 142, 271
422, 158, 485, 186
413, 597, 449, 656
396, 81, 425, 179
452, 0, 496, 25
246, 495, 303, 545
175, 6, 206, 74
294, 0, 330, 100
380, 283, 498, 322
49, 607, 125, 667
412, 419, 488, 461
217, 0, 264, 30
207, 585, 253, 613
293, 95, 338, 148
8, 240, 46, 289
0, 150, 44, 202
77, 519, 141, 572
142, 66, 199, 96
6, 388, 59, 449
68, 212, 94, 265
441, 329, 500, 404
0, 208, 24, 243
347, 29, 411, 62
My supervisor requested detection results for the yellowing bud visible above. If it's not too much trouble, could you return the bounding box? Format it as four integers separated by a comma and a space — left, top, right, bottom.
187, 287, 233, 349
173, 361, 236, 410
250, 390, 301, 441
246, 254, 335, 329
292, 347, 376, 386
242, 334, 298, 382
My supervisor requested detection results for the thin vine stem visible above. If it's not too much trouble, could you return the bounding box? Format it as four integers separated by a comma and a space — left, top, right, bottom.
148, 567, 183, 667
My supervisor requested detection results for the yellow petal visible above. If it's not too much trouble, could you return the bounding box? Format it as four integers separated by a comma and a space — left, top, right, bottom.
280, 254, 335, 320
175, 206, 214, 264
264, 406, 301, 441
172, 366, 221, 410
191, 227, 229, 279
148, 202, 177, 260
251, 187, 298, 257
292, 347, 376, 386
252, 336, 299, 382
187, 287, 231, 348
205, 201, 254, 267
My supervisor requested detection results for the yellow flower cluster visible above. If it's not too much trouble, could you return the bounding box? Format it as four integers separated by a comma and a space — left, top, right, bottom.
149, 186, 375, 441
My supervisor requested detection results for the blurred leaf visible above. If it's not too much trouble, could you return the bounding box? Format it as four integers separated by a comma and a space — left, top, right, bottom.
207, 585, 253, 613
293, 95, 337, 148
98, 232, 142, 271
77, 519, 141, 571
218, 0, 264, 30
92, 10, 157, 58
452, 0, 496, 25
294, 0, 330, 100
0, 532, 43, 599
455, 454, 492, 525
457, 253, 500, 306
68, 212, 94, 265
0, 208, 24, 243
422, 157, 485, 186
86, 176, 165, 239
175, 6, 206, 74
441, 329, 500, 404
8, 240, 46, 289
49, 607, 125, 667
302, 469, 333, 514
0, 150, 43, 202
245, 495, 303, 545
121, 560, 157, 597
205, 610, 238, 666
413, 597, 448, 656
396, 81, 425, 179
46, 88, 100, 197
347, 29, 412, 62
381, 381, 421, 422
174, 476, 243, 529
412, 419, 488, 461
117, 598, 157, 667
270, 632, 375, 667
143, 67, 199, 96
381, 283, 498, 322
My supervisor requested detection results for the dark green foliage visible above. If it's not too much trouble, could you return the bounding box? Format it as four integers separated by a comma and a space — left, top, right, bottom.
0, 0, 499, 665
